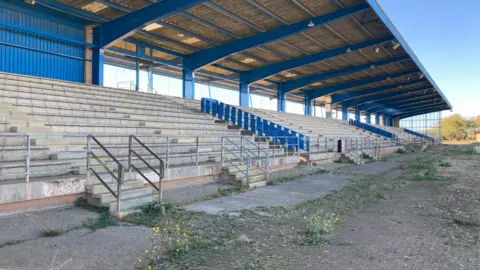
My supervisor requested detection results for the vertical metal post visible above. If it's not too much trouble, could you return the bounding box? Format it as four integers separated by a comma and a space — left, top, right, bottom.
297, 136, 300, 159
195, 137, 199, 167
240, 137, 244, 160
166, 136, 170, 170
86, 135, 92, 185
221, 137, 224, 167
26, 135, 31, 183
246, 155, 251, 187
264, 152, 269, 182
117, 165, 124, 219
128, 135, 132, 172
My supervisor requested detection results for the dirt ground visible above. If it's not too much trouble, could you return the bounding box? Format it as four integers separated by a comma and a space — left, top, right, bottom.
0, 145, 478, 270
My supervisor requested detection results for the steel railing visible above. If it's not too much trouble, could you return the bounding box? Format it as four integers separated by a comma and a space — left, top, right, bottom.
128, 135, 165, 204
87, 135, 125, 218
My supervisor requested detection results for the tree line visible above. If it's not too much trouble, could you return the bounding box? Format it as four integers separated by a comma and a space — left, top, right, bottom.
441, 114, 480, 141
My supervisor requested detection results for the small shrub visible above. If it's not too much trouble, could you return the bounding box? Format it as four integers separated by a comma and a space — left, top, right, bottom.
395, 148, 406, 154
40, 229, 62, 237
333, 159, 344, 164
135, 221, 191, 269
140, 201, 163, 215
83, 212, 118, 231
303, 212, 339, 245
439, 161, 451, 167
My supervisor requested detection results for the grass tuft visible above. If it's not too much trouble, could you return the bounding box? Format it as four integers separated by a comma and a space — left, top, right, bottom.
40, 229, 63, 237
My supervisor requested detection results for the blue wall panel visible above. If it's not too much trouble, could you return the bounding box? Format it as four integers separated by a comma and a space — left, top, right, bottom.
0, 5, 85, 82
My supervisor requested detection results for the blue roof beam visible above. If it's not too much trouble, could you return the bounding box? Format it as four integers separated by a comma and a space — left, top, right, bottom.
332, 78, 426, 104
308, 69, 418, 99
240, 35, 394, 84
396, 106, 450, 119
358, 93, 439, 111
371, 97, 442, 114
183, 4, 370, 70
391, 105, 450, 119
94, 0, 206, 48
281, 55, 409, 93
341, 87, 433, 109
379, 103, 448, 117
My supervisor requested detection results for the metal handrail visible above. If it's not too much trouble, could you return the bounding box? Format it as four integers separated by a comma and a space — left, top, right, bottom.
128, 135, 165, 204
87, 135, 124, 218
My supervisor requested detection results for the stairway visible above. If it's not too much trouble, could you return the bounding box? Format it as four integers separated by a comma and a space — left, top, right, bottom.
222, 161, 267, 189
85, 172, 159, 218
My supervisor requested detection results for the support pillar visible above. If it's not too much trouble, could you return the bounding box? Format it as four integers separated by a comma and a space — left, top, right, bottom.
135, 59, 140, 92
277, 83, 286, 112
182, 69, 195, 99
383, 117, 388, 126
394, 118, 400, 127
325, 95, 332, 118
375, 115, 380, 125
355, 109, 361, 122
366, 112, 371, 124
304, 94, 312, 116
147, 65, 153, 93
342, 103, 349, 121
239, 82, 250, 107
92, 28, 104, 86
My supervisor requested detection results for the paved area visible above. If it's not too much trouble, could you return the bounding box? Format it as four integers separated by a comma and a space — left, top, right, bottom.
0, 207, 97, 247
186, 173, 354, 215
1, 226, 152, 270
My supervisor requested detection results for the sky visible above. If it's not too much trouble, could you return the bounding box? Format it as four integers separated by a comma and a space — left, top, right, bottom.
377, 0, 480, 117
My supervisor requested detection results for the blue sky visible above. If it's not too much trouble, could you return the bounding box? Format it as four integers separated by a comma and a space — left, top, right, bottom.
377, 0, 480, 117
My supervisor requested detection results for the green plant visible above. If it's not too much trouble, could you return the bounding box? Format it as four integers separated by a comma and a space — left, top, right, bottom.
439, 161, 451, 167
395, 148, 406, 154
407, 161, 444, 181
140, 201, 163, 215
303, 212, 339, 245
40, 229, 62, 237
83, 212, 118, 231
333, 159, 344, 164
74, 198, 108, 213
136, 221, 191, 269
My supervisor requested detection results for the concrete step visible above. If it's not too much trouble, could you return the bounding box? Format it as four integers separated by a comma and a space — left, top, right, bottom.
108, 194, 160, 215
10, 126, 52, 133
96, 187, 155, 204
87, 179, 145, 195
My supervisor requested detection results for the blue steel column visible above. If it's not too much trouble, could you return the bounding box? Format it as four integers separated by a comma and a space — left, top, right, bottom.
304, 94, 312, 116
383, 117, 388, 126
366, 112, 371, 124
92, 29, 104, 86
342, 103, 349, 121
375, 114, 380, 125
277, 83, 286, 112
355, 109, 361, 122
239, 82, 250, 107
182, 69, 195, 99
135, 44, 144, 92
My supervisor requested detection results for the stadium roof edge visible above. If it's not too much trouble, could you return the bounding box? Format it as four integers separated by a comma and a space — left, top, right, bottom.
366, 0, 452, 110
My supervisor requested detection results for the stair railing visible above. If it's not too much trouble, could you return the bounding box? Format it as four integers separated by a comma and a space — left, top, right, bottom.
221, 137, 251, 186
128, 135, 165, 204
240, 137, 270, 182
87, 135, 124, 218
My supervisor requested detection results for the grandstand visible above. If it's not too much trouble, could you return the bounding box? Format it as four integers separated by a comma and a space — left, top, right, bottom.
0, 0, 450, 217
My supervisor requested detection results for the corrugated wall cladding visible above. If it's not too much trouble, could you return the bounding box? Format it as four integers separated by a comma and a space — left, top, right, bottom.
0, 6, 85, 82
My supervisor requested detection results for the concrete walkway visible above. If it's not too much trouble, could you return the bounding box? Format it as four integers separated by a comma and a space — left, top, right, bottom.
185, 161, 400, 215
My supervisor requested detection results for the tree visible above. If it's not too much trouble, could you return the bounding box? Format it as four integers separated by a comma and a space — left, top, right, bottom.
441, 114, 468, 141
